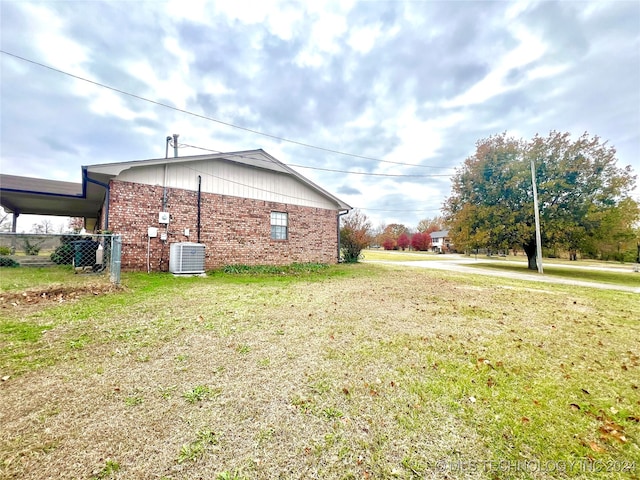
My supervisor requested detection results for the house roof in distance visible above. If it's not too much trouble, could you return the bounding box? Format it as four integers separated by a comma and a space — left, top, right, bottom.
430, 230, 450, 239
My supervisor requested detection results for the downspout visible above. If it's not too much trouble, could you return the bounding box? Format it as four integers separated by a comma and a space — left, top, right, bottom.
83, 168, 110, 231
162, 164, 168, 211
337, 210, 349, 263
197, 175, 202, 243
163, 136, 171, 210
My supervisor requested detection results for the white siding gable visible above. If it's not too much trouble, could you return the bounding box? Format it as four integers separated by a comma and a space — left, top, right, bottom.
116, 158, 337, 210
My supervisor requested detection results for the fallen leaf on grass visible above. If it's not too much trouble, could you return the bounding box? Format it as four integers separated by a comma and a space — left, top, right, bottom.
599, 422, 627, 443
570, 403, 581, 411
589, 441, 606, 453
521, 417, 530, 423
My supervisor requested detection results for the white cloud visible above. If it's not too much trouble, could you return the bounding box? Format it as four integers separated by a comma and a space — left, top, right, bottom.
165, 0, 210, 24
347, 24, 383, 54
124, 55, 195, 111
23, 3, 89, 75
444, 27, 547, 108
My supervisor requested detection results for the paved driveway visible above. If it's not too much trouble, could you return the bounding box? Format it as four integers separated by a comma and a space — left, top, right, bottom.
366, 258, 640, 294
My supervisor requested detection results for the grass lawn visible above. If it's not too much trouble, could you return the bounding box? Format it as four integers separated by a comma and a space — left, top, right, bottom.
363, 249, 458, 262
1, 264, 638, 479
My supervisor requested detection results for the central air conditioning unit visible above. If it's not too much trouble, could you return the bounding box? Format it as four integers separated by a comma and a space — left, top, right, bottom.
169, 242, 206, 274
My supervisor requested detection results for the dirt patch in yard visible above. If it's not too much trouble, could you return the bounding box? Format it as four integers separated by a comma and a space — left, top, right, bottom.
0, 283, 121, 310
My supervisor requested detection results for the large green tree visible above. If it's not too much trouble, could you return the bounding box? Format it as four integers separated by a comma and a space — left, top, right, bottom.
444, 132, 637, 270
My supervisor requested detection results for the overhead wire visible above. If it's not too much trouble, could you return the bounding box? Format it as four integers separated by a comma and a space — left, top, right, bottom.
177, 142, 452, 178
0, 50, 448, 214
174, 156, 444, 214
1, 49, 455, 171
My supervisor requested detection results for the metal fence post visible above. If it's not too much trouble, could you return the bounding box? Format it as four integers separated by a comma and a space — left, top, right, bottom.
110, 234, 122, 285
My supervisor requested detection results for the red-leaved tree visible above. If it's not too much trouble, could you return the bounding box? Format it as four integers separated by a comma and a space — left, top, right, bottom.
411, 232, 432, 251
382, 237, 396, 250
340, 210, 372, 262
397, 232, 410, 251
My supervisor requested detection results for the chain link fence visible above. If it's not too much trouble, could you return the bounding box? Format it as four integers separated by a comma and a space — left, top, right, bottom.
0, 233, 122, 284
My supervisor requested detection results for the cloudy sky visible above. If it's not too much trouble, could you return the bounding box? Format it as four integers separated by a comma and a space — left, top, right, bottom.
1, 0, 639, 231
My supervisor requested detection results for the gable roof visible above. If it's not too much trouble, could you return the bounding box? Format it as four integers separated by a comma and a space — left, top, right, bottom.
85, 149, 351, 210
430, 230, 450, 239
0, 149, 351, 218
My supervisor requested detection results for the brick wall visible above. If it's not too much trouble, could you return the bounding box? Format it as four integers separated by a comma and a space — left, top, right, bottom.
107, 180, 340, 271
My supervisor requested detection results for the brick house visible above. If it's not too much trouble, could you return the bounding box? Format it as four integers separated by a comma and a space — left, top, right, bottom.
0, 149, 352, 271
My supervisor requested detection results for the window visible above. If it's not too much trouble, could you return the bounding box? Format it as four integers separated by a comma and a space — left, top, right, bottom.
270, 212, 288, 240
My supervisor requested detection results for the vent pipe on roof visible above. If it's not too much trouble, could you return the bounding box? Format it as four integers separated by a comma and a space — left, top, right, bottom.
165, 136, 172, 159
173, 134, 179, 158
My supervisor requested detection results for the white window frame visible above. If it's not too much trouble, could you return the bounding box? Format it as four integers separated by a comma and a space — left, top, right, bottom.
270, 211, 288, 240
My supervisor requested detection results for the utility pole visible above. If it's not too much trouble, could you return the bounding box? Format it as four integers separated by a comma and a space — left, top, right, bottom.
530, 157, 544, 274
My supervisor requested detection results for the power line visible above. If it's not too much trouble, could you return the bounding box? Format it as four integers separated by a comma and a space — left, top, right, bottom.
287, 164, 451, 178
177, 158, 443, 214
358, 207, 442, 212
1, 49, 455, 171
178, 142, 452, 178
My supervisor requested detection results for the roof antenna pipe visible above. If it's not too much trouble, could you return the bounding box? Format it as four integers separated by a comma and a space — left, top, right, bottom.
173, 133, 179, 158
165, 136, 172, 159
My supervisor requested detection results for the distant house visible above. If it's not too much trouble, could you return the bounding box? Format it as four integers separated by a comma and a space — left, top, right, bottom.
430, 230, 452, 253
0, 149, 352, 271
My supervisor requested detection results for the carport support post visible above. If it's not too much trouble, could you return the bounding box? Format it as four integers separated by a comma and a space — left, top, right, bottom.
11, 210, 19, 233
10, 210, 19, 254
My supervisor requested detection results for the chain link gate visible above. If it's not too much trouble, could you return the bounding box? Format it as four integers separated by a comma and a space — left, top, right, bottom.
0, 233, 122, 285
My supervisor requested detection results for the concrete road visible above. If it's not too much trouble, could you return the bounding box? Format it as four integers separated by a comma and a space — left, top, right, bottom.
365, 257, 640, 293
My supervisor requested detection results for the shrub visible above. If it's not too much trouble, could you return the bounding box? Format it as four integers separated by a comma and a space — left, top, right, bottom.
50, 235, 79, 265
339, 210, 371, 263
51, 243, 75, 265
0, 246, 11, 256
0, 257, 19, 267
23, 238, 43, 256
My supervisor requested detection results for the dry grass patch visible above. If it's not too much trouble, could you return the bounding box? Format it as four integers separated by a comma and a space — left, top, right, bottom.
1, 265, 638, 479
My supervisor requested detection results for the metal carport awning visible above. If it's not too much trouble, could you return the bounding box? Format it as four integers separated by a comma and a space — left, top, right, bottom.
0, 174, 107, 231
